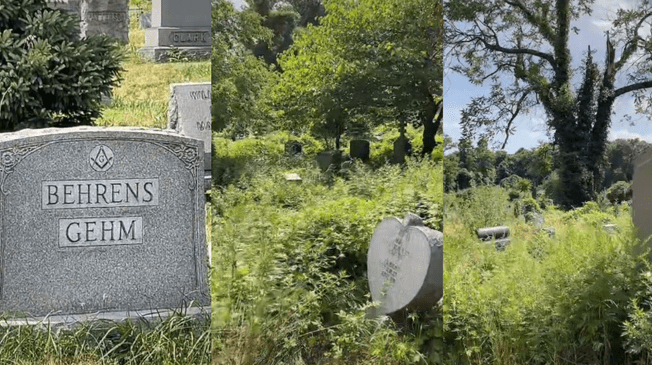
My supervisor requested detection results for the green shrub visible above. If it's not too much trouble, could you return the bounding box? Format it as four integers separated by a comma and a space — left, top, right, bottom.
606, 180, 633, 204
0, 0, 125, 130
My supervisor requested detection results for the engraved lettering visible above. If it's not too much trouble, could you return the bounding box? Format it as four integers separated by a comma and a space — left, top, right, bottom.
96, 183, 108, 205
59, 217, 142, 247
85, 221, 97, 242
101, 220, 114, 241
126, 182, 138, 203
119, 219, 136, 240
66, 222, 81, 243
78, 184, 91, 205
48, 185, 58, 205
143, 182, 154, 203
111, 183, 122, 203
42, 179, 158, 209
63, 184, 74, 204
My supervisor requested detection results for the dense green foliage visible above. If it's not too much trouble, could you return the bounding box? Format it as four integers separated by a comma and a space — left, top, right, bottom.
446, 0, 652, 208
0, 0, 124, 130
211, 131, 443, 364
273, 0, 440, 151
211, 0, 273, 136
444, 185, 652, 363
212, 0, 441, 155
444, 137, 648, 211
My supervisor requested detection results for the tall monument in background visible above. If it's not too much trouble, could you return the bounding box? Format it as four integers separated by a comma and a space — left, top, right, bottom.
139, 0, 211, 62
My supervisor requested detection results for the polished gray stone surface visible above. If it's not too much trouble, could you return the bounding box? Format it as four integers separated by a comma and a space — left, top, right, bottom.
0, 127, 209, 316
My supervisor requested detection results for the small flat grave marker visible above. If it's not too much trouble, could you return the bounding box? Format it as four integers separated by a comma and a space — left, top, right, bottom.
367, 214, 442, 316
0, 127, 209, 317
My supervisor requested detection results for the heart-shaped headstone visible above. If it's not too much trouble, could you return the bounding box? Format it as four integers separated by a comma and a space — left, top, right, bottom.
367, 214, 443, 315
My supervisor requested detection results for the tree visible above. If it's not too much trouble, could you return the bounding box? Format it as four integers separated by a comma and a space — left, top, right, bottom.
0, 0, 124, 131
247, 0, 325, 68
446, 0, 652, 208
273, 0, 441, 153
211, 0, 277, 137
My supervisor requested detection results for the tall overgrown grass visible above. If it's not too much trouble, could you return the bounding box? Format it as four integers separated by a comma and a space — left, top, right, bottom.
0, 311, 210, 364
444, 186, 652, 364
211, 131, 443, 364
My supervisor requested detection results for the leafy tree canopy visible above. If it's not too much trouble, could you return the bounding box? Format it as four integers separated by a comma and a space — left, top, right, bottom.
272, 0, 441, 151
446, 0, 652, 207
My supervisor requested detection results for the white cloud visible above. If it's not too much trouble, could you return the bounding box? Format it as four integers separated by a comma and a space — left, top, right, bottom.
609, 129, 652, 142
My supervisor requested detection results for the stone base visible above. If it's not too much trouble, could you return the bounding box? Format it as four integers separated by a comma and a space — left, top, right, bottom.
0, 306, 210, 328
138, 46, 210, 62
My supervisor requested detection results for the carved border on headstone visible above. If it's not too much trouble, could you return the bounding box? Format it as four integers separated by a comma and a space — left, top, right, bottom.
0, 134, 206, 302
151, 141, 201, 190
0, 142, 53, 195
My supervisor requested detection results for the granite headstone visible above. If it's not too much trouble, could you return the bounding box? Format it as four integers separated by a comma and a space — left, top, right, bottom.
0, 127, 209, 316
367, 214, 443, 316
140, 0, 211, 61
79, 0, 129, 42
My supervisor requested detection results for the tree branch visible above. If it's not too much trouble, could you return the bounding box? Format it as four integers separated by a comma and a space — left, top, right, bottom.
614, 12, 652, 72
614, 80, 652, 98
504, 0, 555, 42
501, 90, 530, 149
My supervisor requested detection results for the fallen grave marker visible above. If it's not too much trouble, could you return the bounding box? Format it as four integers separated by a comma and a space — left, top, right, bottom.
367, 214, 442, 316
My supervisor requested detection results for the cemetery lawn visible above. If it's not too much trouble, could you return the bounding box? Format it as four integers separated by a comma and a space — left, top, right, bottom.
444, 187, 652, 364
94, 12, 210, 129
211, 130, 443, 364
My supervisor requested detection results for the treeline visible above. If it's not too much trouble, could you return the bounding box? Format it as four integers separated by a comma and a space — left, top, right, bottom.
444, 137, 650, 207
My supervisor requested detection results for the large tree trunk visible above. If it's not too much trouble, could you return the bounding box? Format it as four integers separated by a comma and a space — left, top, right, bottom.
422, 96, 441, 157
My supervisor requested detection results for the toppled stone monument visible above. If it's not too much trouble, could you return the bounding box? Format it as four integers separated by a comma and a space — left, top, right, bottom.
367, 214, 442, 316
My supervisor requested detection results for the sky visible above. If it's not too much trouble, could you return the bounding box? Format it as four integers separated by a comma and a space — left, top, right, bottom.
444, 0, 652, 154
226, 0, 248, 11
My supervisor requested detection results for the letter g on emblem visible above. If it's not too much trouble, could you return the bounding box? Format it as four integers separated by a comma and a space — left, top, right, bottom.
90, 145, 114, 172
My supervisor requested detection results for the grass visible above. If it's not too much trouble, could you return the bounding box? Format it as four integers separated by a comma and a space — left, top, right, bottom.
94, 13, 210, 129
0, 311, 210, 365
211, 130, 443, 364
444, 187, 652, 364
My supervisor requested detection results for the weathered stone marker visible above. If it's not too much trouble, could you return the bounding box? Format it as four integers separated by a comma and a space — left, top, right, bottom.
367, 214, 443, 316
168, 83, 211, 191
476, 226, 510, 250
168, 83, 211, 171
0, 127, 209, 316
350, 139, 370, 162
633, 148, 652, 243
79, 0, 129, 42
140, 0, 211, 61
